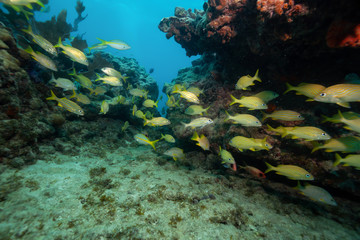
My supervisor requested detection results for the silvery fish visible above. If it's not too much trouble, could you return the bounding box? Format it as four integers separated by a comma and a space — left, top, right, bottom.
182, 117, 213, 129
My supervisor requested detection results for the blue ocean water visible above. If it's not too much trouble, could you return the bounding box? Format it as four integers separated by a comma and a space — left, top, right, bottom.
36, 0, 202, 112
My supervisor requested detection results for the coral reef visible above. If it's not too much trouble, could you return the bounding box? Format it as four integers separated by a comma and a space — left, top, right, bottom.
159, 0, 360, 83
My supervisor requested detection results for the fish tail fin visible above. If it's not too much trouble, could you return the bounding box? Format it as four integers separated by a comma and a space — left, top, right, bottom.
264, 162, 274, 174
191, 131, 199, 141
293, 181, 303, 190
160, 134, 165, 140
96, 37, 107, 45
49, 72, 56, 83
337, 110, 345, 122
155, 99, 159, 108
94, 73, 102, 81
261, 111, 268, 122
24, 45, 34, 55
311, 141, 321, 153
280, 126, 288, 138
21, 25, 33, 35
229, 95, 238, 106
181, 122, 188, 129
144, 91, 149, 99
253, 69, 261, 82
333, 153, 343, 167
35, 0, 45, 8
204, 106, 210, 114
266, 124, 276, 132
46, 90, 58, 101
218, 146, 222, 155
283, 82, 294, 94
86, 87, 94, 95
70, 90, 76, 99
54, 37, 63, 48
123, 76, 129, 83
224, 110, 231, 122
143, 118, 149, 126
149, 139, 160, 151
321, 115, 333, 123
25, 3, 33, 9
68, 67, 77, 76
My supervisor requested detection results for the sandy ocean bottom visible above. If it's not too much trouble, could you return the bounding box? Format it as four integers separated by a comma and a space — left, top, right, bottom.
0, 142, 359, 240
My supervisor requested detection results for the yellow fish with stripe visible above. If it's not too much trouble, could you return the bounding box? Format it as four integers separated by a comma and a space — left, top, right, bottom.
1, 0, 44, 8
55, 37, 88, 66
253, 91, 279, 103
161, 134, 175, 143
46, 90, 84, 116
230, 95, 267, 110
22, 25, 57, 56
185, 105, 209, 116
70, 90, 90, 104
101, 67, 129, 82
182, 117, 213, 129
143, 99, 159, 108
266, 125, 295, 136
191, 131, 210, 151
265, 162, 314, 180
95, 74, 122, 87
134, 134, 159, 150
24, 46, 57, 71
321, 111, 360, 123
219, 146, 235, 165
225, 111, 261, 126
277, 126, 331, 141
164, 147, 185, 161
333, 153, 360, 170
172, 89, 200, 104
143, 117, 171, 127
284, 83, 325, 100
69, 68, 93, 89
262, 110, 304, 121
314, 84, 360, 108
294, 183, 336, 206
229, 136, 272, 152
311, 136, 360, 153
235, 69, 261, 90
332, 110, 360, 134
95, 38, 131, 51
99, 101, 109, 114
187, 86, 204, 97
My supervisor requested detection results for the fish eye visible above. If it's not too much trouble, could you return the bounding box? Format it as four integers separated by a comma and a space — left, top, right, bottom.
305, 174, 311, 178
320, 93, 326, 97
321, 132, 326, 136
265, 143, 268, 147
298, 115, 302, 118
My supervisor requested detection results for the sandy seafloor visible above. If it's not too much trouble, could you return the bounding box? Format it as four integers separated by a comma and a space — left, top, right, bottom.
0, 142, 359, 240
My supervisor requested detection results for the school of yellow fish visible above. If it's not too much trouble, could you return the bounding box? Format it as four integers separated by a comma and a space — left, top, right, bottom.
10, 0, 360, 207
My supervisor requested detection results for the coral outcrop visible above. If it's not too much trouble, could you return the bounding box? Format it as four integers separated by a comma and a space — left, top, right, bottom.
159, 0, 360, 83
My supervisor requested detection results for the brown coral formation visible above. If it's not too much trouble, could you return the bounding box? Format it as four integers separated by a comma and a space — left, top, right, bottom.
159, 0, 360, 83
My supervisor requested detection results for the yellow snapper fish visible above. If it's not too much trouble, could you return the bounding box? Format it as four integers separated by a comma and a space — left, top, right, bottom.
101, 67, 129, 82
333, 110, 360, 134
121, 121, 129, 132
284, 83, 326, 100
185, 105, 210, 116
171, 84, 186, 93
314, 84, 360, 108
187, 86, 204, 97
235, 69, 261, 90
321, 111, 360, 123
132, 105, 137, 116
108, 95, 126, 105
143, 117, 171, 127
22, 25, 57, 56
294, 183, 337, 206
262, 110, 304, 121
55, 37, 88, 66
134, 133, 159, 150
95, 74, 122, 87
49, 73, 76, 91
253, 91, 279, 103
219, 146, 235, 165
70, 90, 90, 104
88, 86, 106, 95
164, 147, 185, 161
267, 124, 295, 136
143, 99, 159, 108
135, 110, 145, 119
182, 117, 213, 129
166, 94, 180, 108
1, 0, 44, 8
88, 43, 108, 53
278, 126, 331, 141
129, 88, 148, 99
230, 95, 267, 110
191, 131, 210, 151
144, 111, 153, 119
46, 90, 84, 116
69, 68, 92, 89
24, 46, 57, 71
96, 38, 131, 50
333, 153, 360, 170
265, 162, 314, 180
172, 90, 200, 104
229, 136, 272, 152
99, 100, 109, 114
224, 111, 261, 127
161, 134, 175, 143
311, 136, 360, 153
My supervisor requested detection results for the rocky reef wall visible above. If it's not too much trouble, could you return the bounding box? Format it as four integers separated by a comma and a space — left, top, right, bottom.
159, 0, 360, 84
